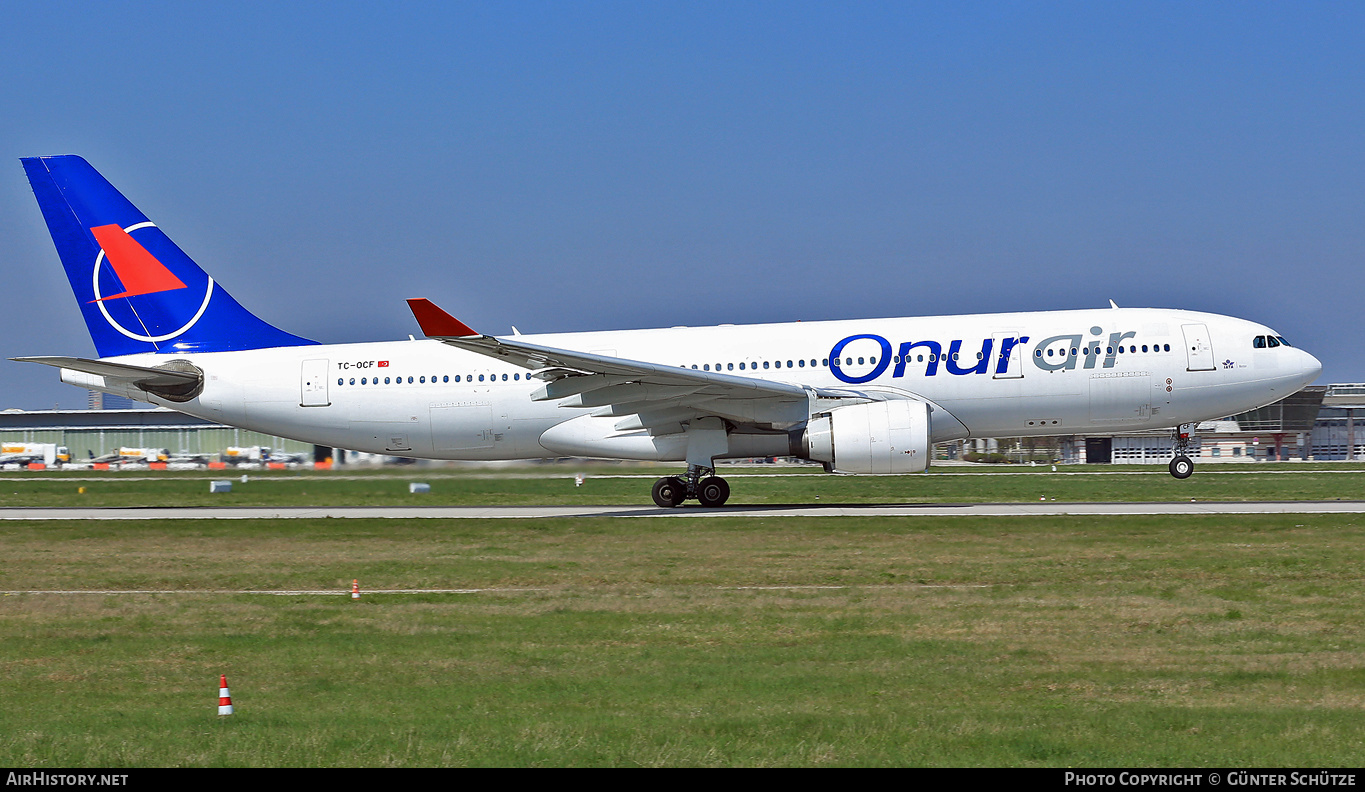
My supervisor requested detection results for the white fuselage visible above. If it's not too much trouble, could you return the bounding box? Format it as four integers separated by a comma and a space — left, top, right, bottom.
72, 307, 1322, 460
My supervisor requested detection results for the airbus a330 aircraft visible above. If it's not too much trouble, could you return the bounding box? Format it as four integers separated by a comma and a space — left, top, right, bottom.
15, 156, 1322, 506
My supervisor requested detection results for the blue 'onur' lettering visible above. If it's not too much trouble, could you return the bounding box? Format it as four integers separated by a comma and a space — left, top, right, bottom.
894, 340, 942, 377
829, 334, 892, 384
830, 331, 1131, 381
945, 338, 993, 376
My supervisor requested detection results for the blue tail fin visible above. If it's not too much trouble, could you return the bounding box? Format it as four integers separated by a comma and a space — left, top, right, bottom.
21, 155, 316, 357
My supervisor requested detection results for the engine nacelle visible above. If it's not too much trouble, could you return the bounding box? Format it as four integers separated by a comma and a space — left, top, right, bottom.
804, 400, 930, 474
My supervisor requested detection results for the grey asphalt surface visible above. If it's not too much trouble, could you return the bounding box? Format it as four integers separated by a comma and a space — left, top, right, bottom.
3, 501, 1364, 520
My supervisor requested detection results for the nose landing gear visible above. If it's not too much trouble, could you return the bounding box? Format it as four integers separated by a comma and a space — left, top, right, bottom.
1169, 423, 1196, 479
651, 464, 731, 508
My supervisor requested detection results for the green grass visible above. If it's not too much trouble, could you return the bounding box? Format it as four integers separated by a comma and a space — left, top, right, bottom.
1, 513, 1363, 766
2, 463, 1365, 507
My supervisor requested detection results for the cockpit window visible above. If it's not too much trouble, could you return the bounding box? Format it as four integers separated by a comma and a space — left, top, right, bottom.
1267, 336, 1281, 348
1277, 336, 1292, 347
1253, 336, 1267, 349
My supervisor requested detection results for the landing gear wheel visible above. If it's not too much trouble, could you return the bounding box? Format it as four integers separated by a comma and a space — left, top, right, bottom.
652, 476, 686, 507
1169, 455, 1194, 479
696, 476, 730, 507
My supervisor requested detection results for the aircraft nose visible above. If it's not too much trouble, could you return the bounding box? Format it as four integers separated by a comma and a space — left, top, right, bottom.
1299, 349, 1323, 386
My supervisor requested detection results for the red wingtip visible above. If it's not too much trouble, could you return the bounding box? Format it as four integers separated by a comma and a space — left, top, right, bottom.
406, 298, 479, 338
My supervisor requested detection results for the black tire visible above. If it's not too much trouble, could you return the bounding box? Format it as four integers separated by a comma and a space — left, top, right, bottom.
1169, 455, 1194, 479
652, 476, 686, 507
664, 476, 687, 506
696, 476, 730, 507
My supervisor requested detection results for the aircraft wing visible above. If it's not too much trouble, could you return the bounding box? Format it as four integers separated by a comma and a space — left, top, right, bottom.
407, 299, 874, 432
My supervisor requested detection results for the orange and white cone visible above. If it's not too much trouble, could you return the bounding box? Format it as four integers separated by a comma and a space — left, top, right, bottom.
218, 674, 234, 715
352, 579, 360, 599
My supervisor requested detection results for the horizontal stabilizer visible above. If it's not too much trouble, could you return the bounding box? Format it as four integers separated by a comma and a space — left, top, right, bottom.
13, 356, 203, 402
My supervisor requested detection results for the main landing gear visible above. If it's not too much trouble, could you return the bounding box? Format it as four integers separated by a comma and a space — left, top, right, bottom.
1169, 423, 1196, 479
651, 464, 731, 508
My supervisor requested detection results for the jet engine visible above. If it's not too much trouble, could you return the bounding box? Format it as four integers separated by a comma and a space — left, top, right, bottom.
803, 399, 931, 474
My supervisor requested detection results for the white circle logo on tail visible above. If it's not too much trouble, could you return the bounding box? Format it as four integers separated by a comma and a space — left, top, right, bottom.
91, 222, 214, 342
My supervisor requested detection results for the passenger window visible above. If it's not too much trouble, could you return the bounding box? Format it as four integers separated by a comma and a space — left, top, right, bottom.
798, 359, 805, 367
349, 378, 355, 385
337, 378, 343, 386
763, 361, 770, 369
479, 375, 485, 382
1164, 344, 1170, 352
703, 364, 710, 371
502, 374, 508, 381
787, 360, 793, 367
384, 377, 391, 384
444, 376, 449, 383
739, 362, 745, 370
728, 363, 734, 371
361, 378, 367, 385
420, 376, 426, 383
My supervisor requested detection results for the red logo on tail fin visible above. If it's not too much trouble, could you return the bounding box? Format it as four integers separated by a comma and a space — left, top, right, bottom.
88, 224, 187, 302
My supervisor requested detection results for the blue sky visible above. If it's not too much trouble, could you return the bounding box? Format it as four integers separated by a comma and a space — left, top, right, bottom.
2, 1, 1362, 409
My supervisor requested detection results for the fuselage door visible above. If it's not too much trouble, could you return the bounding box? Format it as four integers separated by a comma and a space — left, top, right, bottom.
1181, 324, 1216, 371
991, 332, 1025, 379
300, 359, 331, 407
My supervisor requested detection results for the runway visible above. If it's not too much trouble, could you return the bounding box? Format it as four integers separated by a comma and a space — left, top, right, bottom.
3, 501, 1365, 520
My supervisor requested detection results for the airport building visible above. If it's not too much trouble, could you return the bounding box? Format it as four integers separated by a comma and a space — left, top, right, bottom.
940, 384, 1359, 464
0, 407, 314, 464
1003, 384, 1362, 464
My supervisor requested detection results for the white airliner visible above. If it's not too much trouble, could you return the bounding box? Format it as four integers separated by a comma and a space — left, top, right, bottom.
15, 156, 1322, 506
